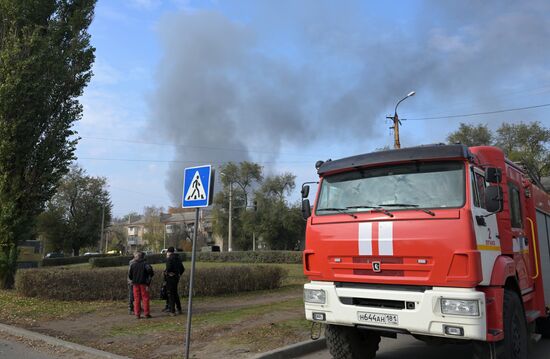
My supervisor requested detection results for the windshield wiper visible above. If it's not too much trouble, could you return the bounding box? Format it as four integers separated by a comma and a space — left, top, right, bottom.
317, 207, 357, 219
377, 203, 435, 216
346, 205, 394, 217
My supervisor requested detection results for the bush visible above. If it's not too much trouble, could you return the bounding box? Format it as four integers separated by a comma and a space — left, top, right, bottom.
187, 251, 302, 264
89, 253, 186, 268
89, 256, 133, 268
41, 256, 91, 267
41, 254, 118, 267
15, 264, 286, 301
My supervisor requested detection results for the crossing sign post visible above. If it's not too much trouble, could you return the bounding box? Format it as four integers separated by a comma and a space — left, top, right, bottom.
182, 165, 214, 359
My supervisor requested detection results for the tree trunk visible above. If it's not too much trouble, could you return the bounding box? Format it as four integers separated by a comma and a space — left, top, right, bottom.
72, 247, 80, 256
0, 245, 18, 289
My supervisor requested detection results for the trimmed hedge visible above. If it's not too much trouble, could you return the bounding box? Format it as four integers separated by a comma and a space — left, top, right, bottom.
41, 256, 90, 267
89, 255, 133, 268
187, 251, 302, 264
89, 253, 187, 268
15, 264, 286, 301
41, 254, 114, 267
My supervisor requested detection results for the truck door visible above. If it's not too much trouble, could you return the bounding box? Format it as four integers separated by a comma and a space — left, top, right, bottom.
508, 180, 534, 291
536, 210, 550, 306
471, 169, 500, 285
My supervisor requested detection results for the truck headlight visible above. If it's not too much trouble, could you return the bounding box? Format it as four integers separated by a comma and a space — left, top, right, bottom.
304, 289, 326, 304
441, 298, 479, 316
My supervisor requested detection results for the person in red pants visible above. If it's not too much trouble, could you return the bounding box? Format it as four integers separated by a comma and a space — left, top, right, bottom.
128, 251, 154, 319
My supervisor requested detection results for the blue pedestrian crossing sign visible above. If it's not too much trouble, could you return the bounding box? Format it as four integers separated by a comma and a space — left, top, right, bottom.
182, 165, 214, 208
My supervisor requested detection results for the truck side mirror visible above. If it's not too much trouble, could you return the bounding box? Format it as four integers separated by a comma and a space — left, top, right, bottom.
485, 185, 503, 213
301, 185, 310, 199
302, 199, 311, 220
485, 167, 502, 183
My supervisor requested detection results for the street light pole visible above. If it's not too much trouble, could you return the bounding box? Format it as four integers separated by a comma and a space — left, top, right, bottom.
388, 91, 415, 149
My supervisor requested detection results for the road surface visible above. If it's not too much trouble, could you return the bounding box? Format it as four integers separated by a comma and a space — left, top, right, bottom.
299, 334, 550, 359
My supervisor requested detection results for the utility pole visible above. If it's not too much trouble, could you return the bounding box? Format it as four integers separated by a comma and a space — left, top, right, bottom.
387, 112, 402, 149
387, 91, 416, 149
163, 224, 166, 250
228, 183, 233, 252
100, 205, 105, 252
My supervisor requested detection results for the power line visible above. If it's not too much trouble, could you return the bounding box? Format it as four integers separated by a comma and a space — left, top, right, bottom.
78, 157, 312, 165
405, 103, 550, 121
79, 136, 321, 158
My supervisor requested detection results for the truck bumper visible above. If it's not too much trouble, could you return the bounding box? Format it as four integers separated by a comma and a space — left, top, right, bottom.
304, 281, 487, 341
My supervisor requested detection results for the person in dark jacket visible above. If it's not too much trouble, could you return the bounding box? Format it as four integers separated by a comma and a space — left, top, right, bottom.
128, 251, 154, 319
164, 247, 184, 316
127, 252, 139, 315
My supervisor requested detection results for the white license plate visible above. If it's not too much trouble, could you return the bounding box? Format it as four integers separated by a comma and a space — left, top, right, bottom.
357, 311, 399, 325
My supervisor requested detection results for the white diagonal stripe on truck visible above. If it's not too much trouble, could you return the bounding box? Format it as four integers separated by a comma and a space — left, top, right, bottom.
358, 222, 373, 255
378, 221, 393, 255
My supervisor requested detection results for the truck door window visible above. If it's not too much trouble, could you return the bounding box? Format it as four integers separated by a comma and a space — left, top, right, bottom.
508, 182, 523, 228
474, 173, 487, 209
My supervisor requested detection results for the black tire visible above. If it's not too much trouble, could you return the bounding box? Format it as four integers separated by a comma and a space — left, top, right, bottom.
325, 324, 380, 359
473, 289, 528, 359
536, 315, 550, 338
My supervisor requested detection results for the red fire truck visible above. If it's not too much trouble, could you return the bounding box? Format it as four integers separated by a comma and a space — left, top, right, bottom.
301, 144, 550, 359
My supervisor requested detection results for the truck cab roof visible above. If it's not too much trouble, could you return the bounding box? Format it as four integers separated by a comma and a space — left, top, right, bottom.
317, 144, 472, 175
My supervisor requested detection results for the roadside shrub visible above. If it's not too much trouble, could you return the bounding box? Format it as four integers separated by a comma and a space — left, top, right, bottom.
15, 264, 286, 301
41, 254, 118, 267
89, 253, 186, 268
41, 256, 90, 267
188, 251, 302, 264
89, 255, 133, 268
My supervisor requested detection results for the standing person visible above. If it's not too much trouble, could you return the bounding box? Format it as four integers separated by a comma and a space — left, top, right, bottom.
165, 246, 184, 316
127, 252, 139, 315
128, 251, 154, 319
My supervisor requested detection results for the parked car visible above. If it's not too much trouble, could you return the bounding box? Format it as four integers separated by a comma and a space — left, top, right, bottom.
83, 252, 100, 256
44, 252, 64, 259
201, 245, 220, 252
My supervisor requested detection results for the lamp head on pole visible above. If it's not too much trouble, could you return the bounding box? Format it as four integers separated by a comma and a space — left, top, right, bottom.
407, 91, 416, 97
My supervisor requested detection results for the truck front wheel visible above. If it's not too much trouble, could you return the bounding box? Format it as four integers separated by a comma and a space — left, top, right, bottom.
473, 289, 528, 359
325, 324, 380, 359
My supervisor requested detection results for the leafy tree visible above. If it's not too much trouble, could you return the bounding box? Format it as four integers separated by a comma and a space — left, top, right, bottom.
447, 123, 493, 146
213, 162, 263, 251
141, 206, 164, 252
105, 224, 126, 254
0, 1, 96, 288
495, 122, 550, 182
119, 212, 140, 224
447, 121, 550, 182
254, 173, 305, 250
37, 165, 111, 256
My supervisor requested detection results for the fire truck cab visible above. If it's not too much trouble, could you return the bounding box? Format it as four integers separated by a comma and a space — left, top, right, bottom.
302, 144, 550, 359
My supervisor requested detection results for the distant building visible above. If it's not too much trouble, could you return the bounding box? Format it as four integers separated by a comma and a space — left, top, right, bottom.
123, 207, 221, 252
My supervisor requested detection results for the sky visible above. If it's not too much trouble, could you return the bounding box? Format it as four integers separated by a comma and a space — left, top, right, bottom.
74, 0, 550, 218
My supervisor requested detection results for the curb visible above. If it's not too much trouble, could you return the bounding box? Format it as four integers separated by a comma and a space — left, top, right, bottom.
252, 338, 327, 359
0, 323, 131, 359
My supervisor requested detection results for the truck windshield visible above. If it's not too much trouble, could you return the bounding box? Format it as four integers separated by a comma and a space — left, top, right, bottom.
316, 161, 465, 214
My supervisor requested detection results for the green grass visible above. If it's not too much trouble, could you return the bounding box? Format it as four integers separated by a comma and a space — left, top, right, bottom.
3, 262, 306, 327
109, 297, 305, 337
0, 290, 113, 324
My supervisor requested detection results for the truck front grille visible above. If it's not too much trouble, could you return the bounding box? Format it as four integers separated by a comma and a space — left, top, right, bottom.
339, 297, 406, 310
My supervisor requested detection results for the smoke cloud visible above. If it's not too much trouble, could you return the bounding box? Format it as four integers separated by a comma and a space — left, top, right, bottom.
148, 1, 550, 203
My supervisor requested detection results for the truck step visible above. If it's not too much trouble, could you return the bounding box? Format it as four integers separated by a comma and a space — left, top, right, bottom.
531, 333, 542, 343
525, 310, 540, 321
